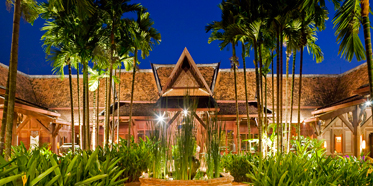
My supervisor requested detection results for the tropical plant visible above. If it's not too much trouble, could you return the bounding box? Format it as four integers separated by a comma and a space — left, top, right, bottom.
221, 153, 256, 182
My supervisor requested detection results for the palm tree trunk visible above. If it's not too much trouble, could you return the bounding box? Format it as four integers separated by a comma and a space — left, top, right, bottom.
271, 51, 274, 136
83, 61, 90, 150
276, 29, 280, 153
280, 29, 284, 153
289, 51, 296, 152
0, 73, 10, 156
77, 65, 82, 149
253, 40, 262, 157
128, 49, 138, 147
231, 42, 240, 153
284, 50, 290, 153
298, 17, 305, 145
242, 42, 251, 153
68, 63, 75, 154
105, 65, 113, 146
92, 87, 96, 149
4, 0, 21, 160
258, 40, 263, 157
264, 75, 268, 156
117, 68, 121, 143
361, 0, 373, 125
111, 72, 115, 145
104, 77, 108, 146
96, 84, 99, 148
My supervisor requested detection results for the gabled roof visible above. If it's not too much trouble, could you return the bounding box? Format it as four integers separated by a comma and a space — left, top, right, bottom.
151, 48, 216, 96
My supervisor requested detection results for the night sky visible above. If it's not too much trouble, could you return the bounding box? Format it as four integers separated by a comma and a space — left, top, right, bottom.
0, 1, 371, 75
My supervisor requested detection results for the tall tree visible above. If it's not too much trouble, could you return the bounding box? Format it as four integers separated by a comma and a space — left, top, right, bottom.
1, 0, 40, 159
127, 8, 161, 147
333, 0, 372, 124
206, 0, 242, 152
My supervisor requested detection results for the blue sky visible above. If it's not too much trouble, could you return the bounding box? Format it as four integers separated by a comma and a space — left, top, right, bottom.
0, 1, 371, 75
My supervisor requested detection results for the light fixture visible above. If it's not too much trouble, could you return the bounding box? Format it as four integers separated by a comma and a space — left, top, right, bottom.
365, 101, 372, 106
156, 112, 165, 124
362, 140, 366, 149
323, 141, 327, 148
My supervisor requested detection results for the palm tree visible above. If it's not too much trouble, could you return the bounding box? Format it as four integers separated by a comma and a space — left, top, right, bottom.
297, 0, 327, 144
206, 0, 242, 153
333, 0, 373, 124
1, 0, 40, 159
127, 9, 161, 147
96, 0, 142, 146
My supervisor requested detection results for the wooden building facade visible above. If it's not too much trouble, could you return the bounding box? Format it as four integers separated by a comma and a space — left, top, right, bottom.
0, 48, 372, 157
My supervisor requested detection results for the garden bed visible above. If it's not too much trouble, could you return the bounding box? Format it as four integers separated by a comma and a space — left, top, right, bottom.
139, 173, 234, 186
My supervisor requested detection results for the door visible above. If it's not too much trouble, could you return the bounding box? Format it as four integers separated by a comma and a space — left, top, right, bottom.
335, 135, 343, 153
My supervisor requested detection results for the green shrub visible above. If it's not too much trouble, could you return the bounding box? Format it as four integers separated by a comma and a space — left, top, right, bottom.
221, 153, 256, 182
0, 143, 127, 185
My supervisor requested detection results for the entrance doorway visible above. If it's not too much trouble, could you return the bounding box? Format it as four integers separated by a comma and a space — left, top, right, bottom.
335, 135, 343, 153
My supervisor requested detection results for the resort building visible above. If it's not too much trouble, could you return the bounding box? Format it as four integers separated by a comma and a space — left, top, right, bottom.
0, 48, 372, 157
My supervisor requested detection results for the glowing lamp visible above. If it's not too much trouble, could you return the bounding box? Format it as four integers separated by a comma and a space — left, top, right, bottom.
323, 141, 327, 148
183, 109, 188, 116
362, 140, 366, 149
157, 114, 165, 123
365, 101, 372, 106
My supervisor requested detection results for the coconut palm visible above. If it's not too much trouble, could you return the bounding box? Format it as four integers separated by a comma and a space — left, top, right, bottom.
127, 8, 161, 147
333, 0, 372, 124
1, 0, 40, 159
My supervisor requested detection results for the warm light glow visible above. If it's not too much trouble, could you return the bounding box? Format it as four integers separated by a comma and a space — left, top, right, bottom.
336, 137, 342, 142
228, 172, 230, 175
223, 168, 225, 173
362, 140, 366, 149
142, 172, 145, 176
183, 109, 188, 116
324, 141, 327, 148
204, 174, 208, 179
366, 101, 372, 106
156, 112, 166, 124
165, 175, 169, 179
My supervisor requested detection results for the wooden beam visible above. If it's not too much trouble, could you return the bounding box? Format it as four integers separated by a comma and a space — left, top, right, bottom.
193, 112, 207, 129
320, 117, 338, 136
166, 111, 181, 129
34, 118, 51, 134
311, 121, 320, 136
154, 107, 220, 112
361, 115, 372, 128
338, 115, 354, 133
317, 106, 355, 120
16, 116, 30, 134
311, 99, 366, 115
52, 124, 62, 137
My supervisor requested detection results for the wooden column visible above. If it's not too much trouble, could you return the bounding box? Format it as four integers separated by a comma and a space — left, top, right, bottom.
50, 123, 57, 153
353, 107, 361, 157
